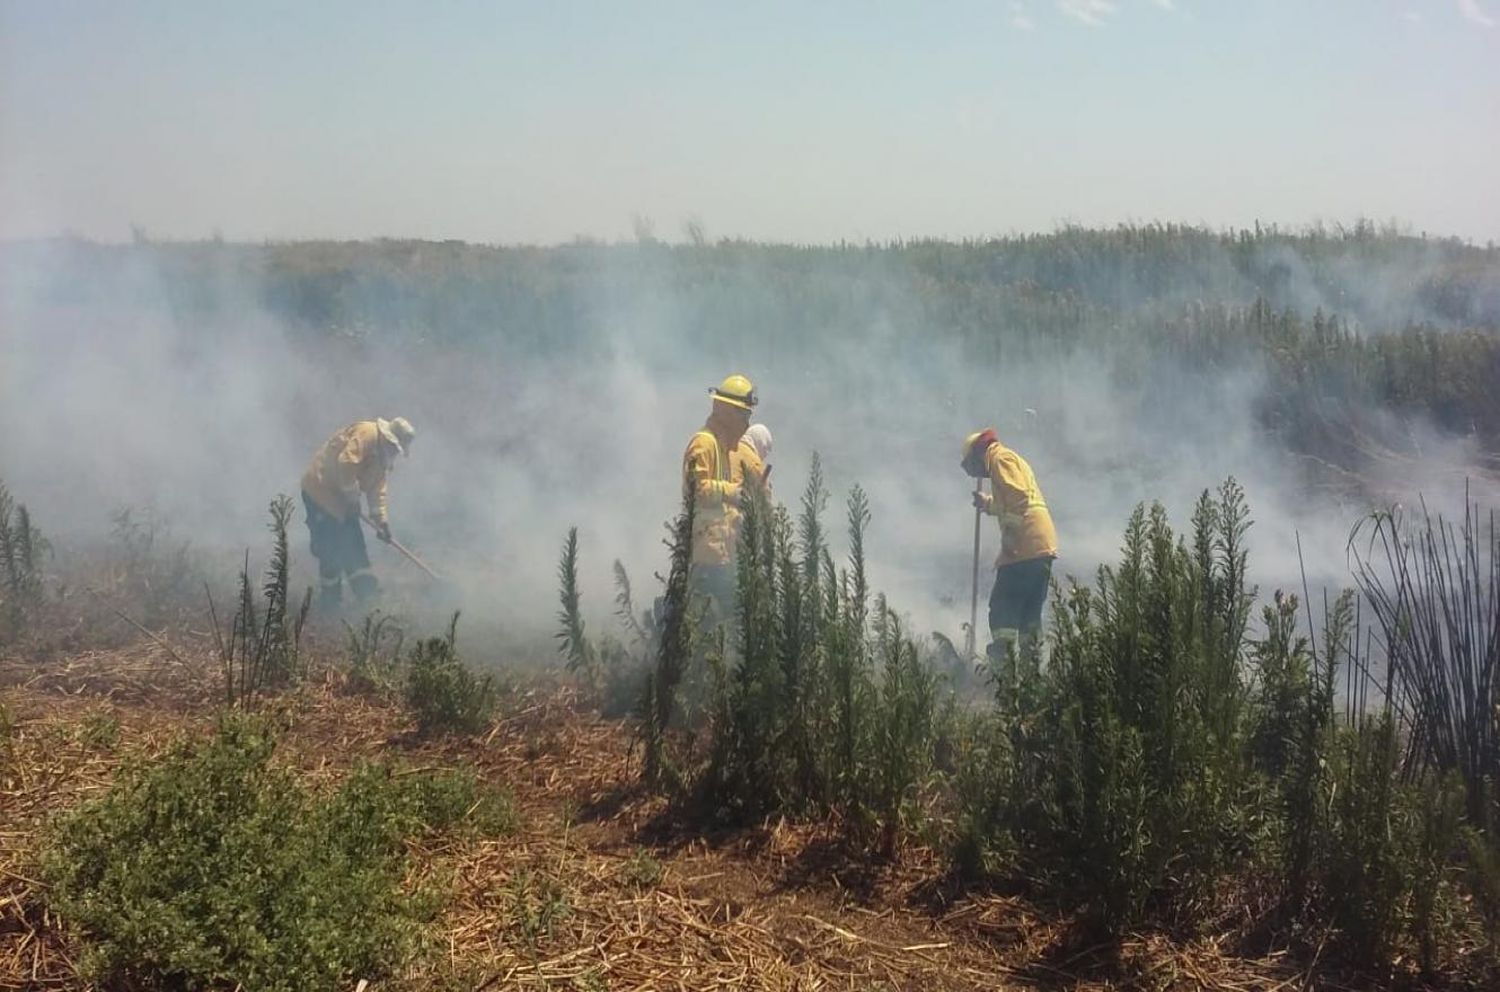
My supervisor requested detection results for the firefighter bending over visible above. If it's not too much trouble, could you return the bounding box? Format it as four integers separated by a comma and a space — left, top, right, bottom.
301, 416, 415, 608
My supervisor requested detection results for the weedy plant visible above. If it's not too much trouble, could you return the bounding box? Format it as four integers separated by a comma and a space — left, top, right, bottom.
207, 495, 312, 709
0, 479, 49, 643
621, 848, 665, 889
1348, 493, 1500, 961
344, 610, 405, 693
600, 558, 656, 718
1350, 494, 1500, 829
509, 869, 571, 954
556, 526, 600, 693
642, 480, 702, 788
404, 612, 497, 736
106, 506, 198, 631
951, 478, 1498, 972
647, 457, 941, 842
552, 530, 663, 722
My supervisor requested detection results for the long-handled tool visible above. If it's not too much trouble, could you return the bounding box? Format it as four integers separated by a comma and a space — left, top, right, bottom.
965, 478, 984, 659
360, 513, 442, 581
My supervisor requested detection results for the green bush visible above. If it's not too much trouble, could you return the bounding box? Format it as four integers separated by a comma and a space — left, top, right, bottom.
951, 479, 1500, 975
398, 764, 519, 837
404, 613, 497, 736
621, 849, 664, 889
633, 457, 943, 842
969, 482, 1259, 927
40, 714, 440, 991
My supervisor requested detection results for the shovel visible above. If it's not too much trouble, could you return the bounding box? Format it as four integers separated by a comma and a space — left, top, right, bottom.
360, 513, 442, 581
965, 478, 985, 660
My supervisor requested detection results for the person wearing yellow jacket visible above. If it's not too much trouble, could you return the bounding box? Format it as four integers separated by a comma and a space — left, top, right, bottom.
682, 375, 758, 619
301, 417, 415, 607
961, 428, 1058, 663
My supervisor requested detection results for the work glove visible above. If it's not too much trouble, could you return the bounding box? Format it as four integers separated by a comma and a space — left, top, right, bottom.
972, 491, 993, 512
375, 520, 392, 543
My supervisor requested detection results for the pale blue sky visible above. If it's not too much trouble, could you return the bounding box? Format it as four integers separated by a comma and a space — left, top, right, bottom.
2, 0, 1497, 243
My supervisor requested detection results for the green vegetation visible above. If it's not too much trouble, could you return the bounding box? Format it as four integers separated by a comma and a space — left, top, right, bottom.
568, 458, 938, 839
208, 495, 312, 709
106, 506, 198, 631
556, 526, 600, 693
38, 714, 513, 991
561, 472, 1500, 972
0, 480, 48, 643
620, 849, 664, 889
344, 609, 406, 693
404, 612, 498, 736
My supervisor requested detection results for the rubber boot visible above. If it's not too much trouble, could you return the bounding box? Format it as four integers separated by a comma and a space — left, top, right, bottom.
985, 627, 1020, 668
318, 566, 343, 611
349, 568, 380, 603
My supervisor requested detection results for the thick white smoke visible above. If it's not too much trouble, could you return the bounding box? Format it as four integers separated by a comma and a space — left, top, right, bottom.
2, 233, 1497, 659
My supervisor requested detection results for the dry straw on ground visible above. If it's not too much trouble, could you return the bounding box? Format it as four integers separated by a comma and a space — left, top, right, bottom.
0, 645, 1392, 991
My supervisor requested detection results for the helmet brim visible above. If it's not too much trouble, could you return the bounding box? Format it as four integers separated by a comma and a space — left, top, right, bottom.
713, 394, 754, 411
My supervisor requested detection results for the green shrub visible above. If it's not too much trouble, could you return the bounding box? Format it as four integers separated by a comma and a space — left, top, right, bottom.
77, 710, 121, 752
1321, 714, 1410, 961
40, 713, 438, 991
510, 869, 571, 945
950, 478, 1500, 974
404, 613, 497, 736
398, 765, 519, 837
971, 482, 1258, 928
639, 458, 942, 842
621, 849, 664, 889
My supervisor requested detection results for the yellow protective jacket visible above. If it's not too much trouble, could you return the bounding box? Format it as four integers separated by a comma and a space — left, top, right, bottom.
683, 428, 742, 566
980, 442, 1058, 567
301, 421, 392, 524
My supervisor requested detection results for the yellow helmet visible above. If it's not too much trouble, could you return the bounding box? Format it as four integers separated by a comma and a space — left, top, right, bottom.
709, 374, 758, 411
961, 428, 997, 465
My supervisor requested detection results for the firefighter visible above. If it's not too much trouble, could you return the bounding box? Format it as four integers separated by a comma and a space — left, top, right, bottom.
682, 375, 757, 619
300, 417, 415, 607
960, 428, 1058, 663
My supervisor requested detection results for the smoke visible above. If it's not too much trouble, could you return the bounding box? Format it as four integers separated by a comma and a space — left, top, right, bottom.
2, 231, 1497, 656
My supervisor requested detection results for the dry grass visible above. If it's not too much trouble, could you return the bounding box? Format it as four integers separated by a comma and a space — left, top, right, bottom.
0, 641, 1444, 991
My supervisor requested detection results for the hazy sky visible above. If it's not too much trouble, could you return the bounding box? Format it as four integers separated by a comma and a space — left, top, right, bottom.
2, 0, 1498, 244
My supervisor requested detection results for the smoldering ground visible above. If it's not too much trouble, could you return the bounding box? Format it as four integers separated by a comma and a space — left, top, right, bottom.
2, 231, 1498, 657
